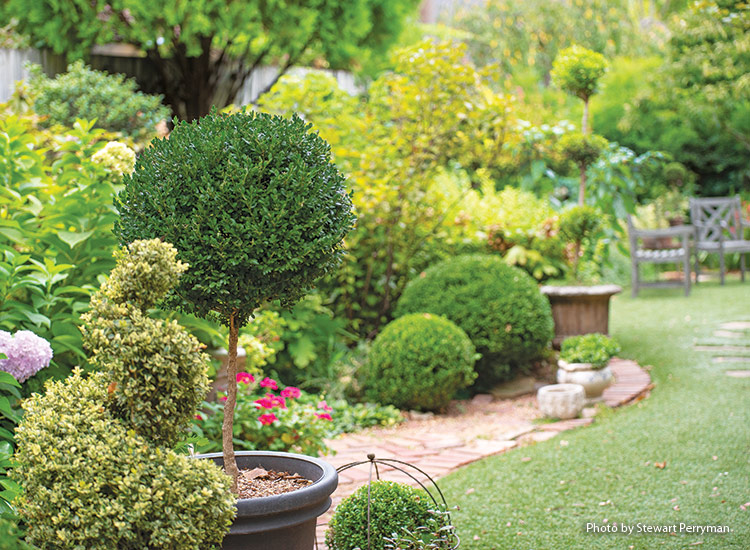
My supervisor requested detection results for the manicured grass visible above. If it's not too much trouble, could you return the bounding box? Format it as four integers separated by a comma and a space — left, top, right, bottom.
440, 280, 750, 549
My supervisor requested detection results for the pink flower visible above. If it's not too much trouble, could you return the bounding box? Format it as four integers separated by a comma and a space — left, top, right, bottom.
260, 377, 278, 390
318, 400, 333, 412
280, 386, 301, 399
258, 413, 277, 426
315, 413, 333, 421
254, 397, 275, 409
194, 414, 203, 421
220, 396, 228, 402
236, 372, 255, 384
268, 393, 287, 409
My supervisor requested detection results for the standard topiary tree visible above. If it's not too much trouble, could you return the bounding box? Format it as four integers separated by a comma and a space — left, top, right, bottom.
558, 205, 603, 282
12, 240, 235, 549
115, 110, 355, 491
395, 254, 553, 388
326, 481, 438, 550
362, 313, 477, 411
556, 131, 608, 206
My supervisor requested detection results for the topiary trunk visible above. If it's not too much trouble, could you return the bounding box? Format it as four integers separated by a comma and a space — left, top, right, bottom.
222, 312, 241, 494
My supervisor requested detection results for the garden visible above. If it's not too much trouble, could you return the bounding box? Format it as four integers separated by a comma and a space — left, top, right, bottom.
0, 0, 748, 548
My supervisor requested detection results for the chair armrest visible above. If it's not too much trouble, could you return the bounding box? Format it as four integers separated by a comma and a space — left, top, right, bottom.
632, 224, 694, 239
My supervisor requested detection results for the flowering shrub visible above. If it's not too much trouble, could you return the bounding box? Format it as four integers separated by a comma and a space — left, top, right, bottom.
0, 331, 53, 382
193, 373, 334, 457
91, 141, 136, 177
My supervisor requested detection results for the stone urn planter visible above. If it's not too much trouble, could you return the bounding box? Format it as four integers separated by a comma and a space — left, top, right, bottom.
540, 284, 622, 348
537, 383, 585, 419
556, 359, 614, 402
197, 451, 338, 550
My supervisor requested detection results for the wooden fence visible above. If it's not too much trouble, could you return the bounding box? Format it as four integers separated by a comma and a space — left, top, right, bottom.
0, 47, 358, 106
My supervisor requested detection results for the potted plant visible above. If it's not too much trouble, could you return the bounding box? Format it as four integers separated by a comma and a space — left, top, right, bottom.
115, 109, 355, 548
540, 205, 622, 347
557, 333, 620, 401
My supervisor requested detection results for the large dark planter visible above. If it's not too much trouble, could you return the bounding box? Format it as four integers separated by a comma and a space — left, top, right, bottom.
197, 451, 338, 550
540, 284, 622, 348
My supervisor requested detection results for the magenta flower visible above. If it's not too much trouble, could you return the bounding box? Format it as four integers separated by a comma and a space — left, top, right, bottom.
267, 393, 287, 409
258, 413, 277, 426
0, 330, 53, 382
236, 372, 255, 384
194, 414, 203, 421
220, 396, 228, 402
259, 377, 278, 390
254, 397, 275, 409
317, 400, 333, 412
315, 412, 333, 421
280, 386, 301, 398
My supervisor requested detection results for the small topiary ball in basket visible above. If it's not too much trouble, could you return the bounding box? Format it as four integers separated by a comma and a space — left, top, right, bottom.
326, 480, 441, 550
362, 313, 477, 411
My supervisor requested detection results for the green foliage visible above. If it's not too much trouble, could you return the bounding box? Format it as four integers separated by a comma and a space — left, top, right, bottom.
326, 481, 438, 550
558, 132, 608, 169
560, 333, 620, 369
7, 0, 418, 118
323, 399, 403, 434
362, 313, 477, 411
559, 206, 602, 247
11, 370, 234, 549
0, 516, 33, 550
115, 110, 355, 328
27, 61, 169, 142
81, 239, 210, 447
551, 45, 609, 102
0, 369, 22, 517
396, 255, 553, 387
193, 375, 333, 457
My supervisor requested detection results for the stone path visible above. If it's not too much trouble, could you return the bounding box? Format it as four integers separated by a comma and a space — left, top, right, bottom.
314, 358, 651, 548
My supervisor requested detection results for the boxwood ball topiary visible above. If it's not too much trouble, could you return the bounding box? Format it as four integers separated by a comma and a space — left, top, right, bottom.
114, 110, 355, 327
363, 313, 477, 411
395, 254, 554, 387
326, 481, 438, 550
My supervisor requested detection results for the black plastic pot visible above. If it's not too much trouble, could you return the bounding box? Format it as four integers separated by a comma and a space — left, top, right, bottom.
197, 451, 338, 550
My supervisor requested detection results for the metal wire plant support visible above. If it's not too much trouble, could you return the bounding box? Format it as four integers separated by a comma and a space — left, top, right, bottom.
316, 453, 460, 550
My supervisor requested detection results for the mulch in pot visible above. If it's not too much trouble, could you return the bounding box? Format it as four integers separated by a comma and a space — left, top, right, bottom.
236, 467, 313, 499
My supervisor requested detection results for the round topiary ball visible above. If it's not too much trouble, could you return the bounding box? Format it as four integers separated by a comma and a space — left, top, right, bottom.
114, 110, 355, 327
362, 313, 477, 411
395, 254, 554, 387
325, 481, 437, 550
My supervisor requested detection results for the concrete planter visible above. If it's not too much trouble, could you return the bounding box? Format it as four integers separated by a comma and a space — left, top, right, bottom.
536, 384, 585, 419
540, 284, 622, 348
197, 451, 338, 550
556, 359, 614, 401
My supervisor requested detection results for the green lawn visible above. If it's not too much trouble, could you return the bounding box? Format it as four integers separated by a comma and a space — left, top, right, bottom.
441, 280, 750, 549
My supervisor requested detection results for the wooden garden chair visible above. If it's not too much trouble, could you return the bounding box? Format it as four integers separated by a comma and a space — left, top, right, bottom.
689, 196, 750, 285
627, 215, 693, 297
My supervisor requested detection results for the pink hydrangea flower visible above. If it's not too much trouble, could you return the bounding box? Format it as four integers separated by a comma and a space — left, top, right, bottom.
280, 386, 301, 399
318, 400, 333, 412
236, 372, 255, 384
254, 397, 274, 409
258, 413, 277, 426
0, 330, 53, 382
260, 377, 278, 390
315, 413, 333, 421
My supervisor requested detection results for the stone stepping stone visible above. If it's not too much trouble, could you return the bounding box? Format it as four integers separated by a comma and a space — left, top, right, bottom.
713, 330, 745, 339
720, 321, 750, 330
713, 356, 750, 363
694, 345, 750, 353
725, 370, 750, 378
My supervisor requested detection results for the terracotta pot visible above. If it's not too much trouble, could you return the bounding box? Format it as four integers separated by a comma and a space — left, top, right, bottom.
556, 359, 614, 401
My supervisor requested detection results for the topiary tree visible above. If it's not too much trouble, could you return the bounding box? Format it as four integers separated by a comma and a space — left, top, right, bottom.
557, 131, 608, 205
395, 254, 553, 388
12, 239, 235, 549
551, 45, 608, 135
558, 205, 603, 282
326, 481, 438, 550
362, 313, 477, 411
115, 110, 355, 491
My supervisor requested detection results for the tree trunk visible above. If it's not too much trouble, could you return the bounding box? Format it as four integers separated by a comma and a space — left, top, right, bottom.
582, 97, 589, 136
222, 312, 240, 494
578, 162, 587, 206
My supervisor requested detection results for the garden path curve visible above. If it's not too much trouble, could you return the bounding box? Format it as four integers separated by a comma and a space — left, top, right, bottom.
314, 357, 651, 548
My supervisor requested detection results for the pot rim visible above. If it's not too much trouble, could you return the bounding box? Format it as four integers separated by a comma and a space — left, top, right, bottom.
558, 359, 611, 372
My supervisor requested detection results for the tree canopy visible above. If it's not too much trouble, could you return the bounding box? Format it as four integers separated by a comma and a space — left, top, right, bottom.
6, 0, 419, 119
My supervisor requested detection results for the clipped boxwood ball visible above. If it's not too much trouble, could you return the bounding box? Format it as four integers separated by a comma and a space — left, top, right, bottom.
395, 254, 554, 387
326, 481, 437, 550
363, 313, 477, 411
115, 110, 355, 327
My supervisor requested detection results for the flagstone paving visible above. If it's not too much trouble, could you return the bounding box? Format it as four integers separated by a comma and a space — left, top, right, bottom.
314, 357, 651, 547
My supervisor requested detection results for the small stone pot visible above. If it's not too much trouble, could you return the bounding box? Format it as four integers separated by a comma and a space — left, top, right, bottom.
557, 359, 614, 401
537, 383, 585, 419
196, 451, 338, 550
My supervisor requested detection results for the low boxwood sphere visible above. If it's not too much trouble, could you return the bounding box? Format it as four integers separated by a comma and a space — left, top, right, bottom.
115, 110, 355, 327
326, 481, 437, 550
395, 254, 554, 387
362, 313, 477, 411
